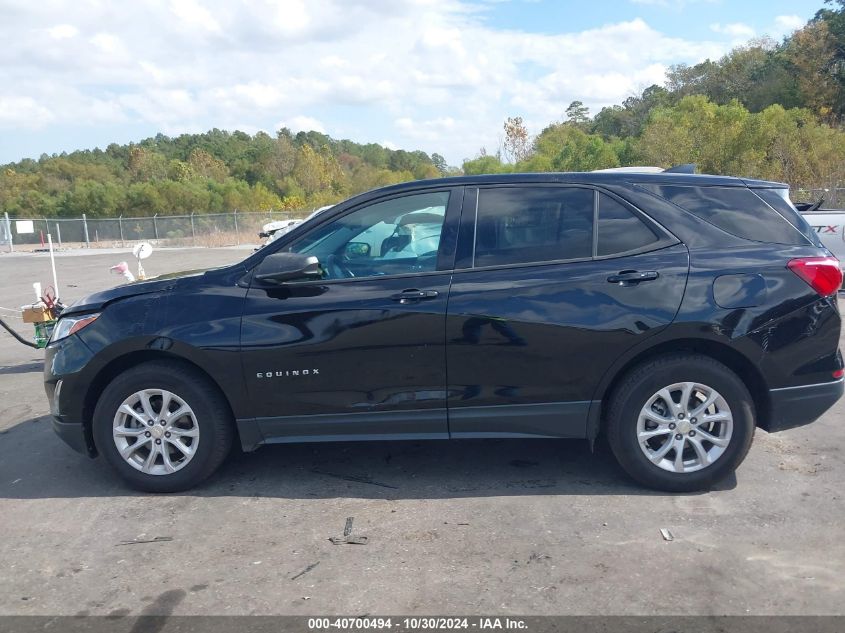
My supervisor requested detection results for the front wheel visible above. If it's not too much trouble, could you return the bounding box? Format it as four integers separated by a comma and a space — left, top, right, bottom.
93, 360, 234, 493
605, 354, 755, 492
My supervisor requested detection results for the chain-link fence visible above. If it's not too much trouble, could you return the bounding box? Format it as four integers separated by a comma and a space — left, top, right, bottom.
794, 188, 845, 206
1, 210, 299, 251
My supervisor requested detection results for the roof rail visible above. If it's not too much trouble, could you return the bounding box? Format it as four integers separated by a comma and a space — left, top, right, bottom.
592, 166, 664, 173
592, 163, 698, 174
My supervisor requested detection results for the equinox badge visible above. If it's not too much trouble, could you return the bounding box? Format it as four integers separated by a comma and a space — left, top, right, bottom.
256, 369, 320, 378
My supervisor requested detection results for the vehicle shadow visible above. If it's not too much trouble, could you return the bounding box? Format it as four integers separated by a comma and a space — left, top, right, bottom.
0, 416, 737, 500
0, 360, 43, 375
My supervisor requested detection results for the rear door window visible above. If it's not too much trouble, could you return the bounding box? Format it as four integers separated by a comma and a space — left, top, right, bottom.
474, 187, 594, 267
640, 184, 809, 245
597, 193, 660, 256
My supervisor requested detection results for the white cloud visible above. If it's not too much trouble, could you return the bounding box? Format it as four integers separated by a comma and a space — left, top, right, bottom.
169, 0, 222, 33
89, 33, 124, 55
46, 24, 78, 40
0, 0, 734, 163
0, 96, 56, 128
774, 15, 805, 34
281, 115, 327, 134
710, 22, 756, 39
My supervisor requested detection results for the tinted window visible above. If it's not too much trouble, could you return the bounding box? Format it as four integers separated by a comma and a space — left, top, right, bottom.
597, 193, 659, 256
642, 184, 808, 245
475, 187, 594, 267
286, 191, 448, 280
753, 188, 822, 247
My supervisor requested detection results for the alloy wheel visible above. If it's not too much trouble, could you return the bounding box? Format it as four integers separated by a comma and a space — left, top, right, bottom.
636, 382, 733, 473
112, 389, 200, 475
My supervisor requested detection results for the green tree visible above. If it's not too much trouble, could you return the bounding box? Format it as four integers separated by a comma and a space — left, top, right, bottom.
533, 124, 620, 171
565, 101, 591, 126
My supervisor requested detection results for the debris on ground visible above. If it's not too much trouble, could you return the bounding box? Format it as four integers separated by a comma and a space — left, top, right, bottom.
330, 516, 369, 545
116, 536, 173, 546
291, 562, 320, 581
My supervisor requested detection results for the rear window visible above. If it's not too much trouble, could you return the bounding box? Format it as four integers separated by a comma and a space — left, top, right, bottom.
753, 188, 822, 247
641, 184, 810, 246
597, 193, 660, 256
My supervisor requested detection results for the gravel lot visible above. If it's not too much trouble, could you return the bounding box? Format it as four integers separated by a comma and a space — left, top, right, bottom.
0, 247, 843, 616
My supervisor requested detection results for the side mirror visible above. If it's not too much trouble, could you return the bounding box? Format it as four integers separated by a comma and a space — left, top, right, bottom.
254, 253, 322, 283
345, 242, 371, 259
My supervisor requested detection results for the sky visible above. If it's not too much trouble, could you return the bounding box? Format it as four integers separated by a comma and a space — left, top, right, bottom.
0, 0, 824, 166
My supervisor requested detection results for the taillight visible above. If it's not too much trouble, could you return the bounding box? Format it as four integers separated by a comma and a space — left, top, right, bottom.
787, 257, 843, 297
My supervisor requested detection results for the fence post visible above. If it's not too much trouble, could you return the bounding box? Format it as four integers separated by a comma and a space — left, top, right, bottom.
153, 214, 159, 240
82, 213, 90, 248
234, 210, 240, 245
3, 212, 12, 253
190, 212, 196, 246
119, 215, 124, 246
55, 222, 62, 248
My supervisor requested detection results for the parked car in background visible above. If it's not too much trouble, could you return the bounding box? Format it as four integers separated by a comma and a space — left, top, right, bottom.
45, 170, 843, 493
257, 205, 334, 248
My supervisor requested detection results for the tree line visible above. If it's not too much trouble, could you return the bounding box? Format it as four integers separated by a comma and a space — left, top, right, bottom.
4, 1, 845, 218
466, 0, 845, 199
0, 128, 448, 218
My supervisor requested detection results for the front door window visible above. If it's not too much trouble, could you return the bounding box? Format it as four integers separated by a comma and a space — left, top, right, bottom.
286, 191, 449, 280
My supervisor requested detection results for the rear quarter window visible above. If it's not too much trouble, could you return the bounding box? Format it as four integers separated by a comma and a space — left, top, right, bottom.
640, 184, 810, 246
752, 188, 822, 247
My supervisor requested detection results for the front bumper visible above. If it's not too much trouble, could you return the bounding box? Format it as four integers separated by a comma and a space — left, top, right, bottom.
763, 378, 844, 432
52, 416, 95, 456
44, 333, 98, 457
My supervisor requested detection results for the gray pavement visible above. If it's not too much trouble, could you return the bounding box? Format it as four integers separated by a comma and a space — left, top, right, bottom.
0, 247, 842, 616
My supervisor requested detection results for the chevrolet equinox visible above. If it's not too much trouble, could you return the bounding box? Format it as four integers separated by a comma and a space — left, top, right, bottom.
45, 171, 844, 492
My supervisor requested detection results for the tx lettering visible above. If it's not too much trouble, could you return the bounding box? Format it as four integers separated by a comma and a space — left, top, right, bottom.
256, 369, 320, 378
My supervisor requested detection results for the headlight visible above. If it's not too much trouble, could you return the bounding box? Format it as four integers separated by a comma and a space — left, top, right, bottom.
50, 313, 100, 343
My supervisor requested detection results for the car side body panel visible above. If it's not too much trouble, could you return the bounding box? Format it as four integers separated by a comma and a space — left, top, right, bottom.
445, 243, 690, 438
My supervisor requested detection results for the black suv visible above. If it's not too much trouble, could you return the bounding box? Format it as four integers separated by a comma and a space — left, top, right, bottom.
45, 171, 844, 492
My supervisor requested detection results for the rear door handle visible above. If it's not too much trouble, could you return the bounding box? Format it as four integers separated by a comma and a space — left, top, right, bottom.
390, 289, 439, 303
607, 270, 659, 285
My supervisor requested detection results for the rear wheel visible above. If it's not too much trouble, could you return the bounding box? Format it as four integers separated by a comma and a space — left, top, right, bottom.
606, 354, 755, 492
93, 360, 234, 492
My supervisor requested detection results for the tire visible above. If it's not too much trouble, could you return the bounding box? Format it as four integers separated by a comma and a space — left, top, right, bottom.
93, 360, 234, 493
605, 353, 755, 492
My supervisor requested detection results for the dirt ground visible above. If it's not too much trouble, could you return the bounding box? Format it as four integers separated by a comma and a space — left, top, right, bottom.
0, 246, 843, 616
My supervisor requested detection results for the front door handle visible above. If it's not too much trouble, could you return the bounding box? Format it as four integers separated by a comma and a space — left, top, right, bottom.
390, 289, 439, 303
607, 270, 659, 285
